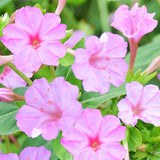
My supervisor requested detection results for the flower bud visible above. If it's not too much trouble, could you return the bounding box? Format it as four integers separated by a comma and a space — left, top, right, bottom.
0, 55, 13, 66
145, 56, 160, 75
55, 0, 67, 15
0, 88, 25, 103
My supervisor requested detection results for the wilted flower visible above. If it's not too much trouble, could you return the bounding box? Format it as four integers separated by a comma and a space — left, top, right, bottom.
1, 6, 67, 72
15, 77, 82, 140
118, 81, 160, 127
0, 146, 51, 160
72, 32, 128, 94
61, 108, 126, 160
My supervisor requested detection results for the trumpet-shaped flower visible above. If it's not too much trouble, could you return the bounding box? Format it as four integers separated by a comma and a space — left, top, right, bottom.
72, 32, 128, 94
15, 77, 82, 140
0, 66, 32, 89
111, 3, 158, 73
118, 81, 160, 127
0, 146, 51, 160
111, 3, 158, 42
1, 6, 67, 72
61, 108, 126, 160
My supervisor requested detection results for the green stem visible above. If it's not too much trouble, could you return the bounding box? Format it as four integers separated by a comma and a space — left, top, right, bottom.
5, 135, 10, 153
49, 66, 56, 80
96, 0, 111, 32
6, 62, 33, 86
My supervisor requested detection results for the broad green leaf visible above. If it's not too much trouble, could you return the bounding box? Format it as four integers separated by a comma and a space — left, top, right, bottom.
20, 136, 58, 160
0, 0, 12, 8
58, 53, 74, 66
127, 127, 142, 152
32, 65, 53, 83
52, 132, 72, 160
0, 102, 19, 135
78, 83, 126, 109
56, 64, 82, 90
13, 87, 28, 96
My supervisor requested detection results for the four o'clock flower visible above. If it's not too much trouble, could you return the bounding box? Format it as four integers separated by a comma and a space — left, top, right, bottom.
0, 65, 32, 89
118, 81, 160, 127
61, 108, 126, 160
0, 146, 51, 160
1, 6, 67, 73
111, 3, 158, 73
15, 77, 82, 140
72, 32, 128, 94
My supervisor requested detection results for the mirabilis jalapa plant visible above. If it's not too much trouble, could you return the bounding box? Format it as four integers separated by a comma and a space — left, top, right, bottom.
0, 1, 160, 160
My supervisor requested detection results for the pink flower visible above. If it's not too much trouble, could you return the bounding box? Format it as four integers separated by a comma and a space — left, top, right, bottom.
111, 3, 158, 73
0, 65, 32, 89
118, 81, 160, 127
61, 108, 126, 160
1, 6, 67, 72
0, 88, 25, 102
111, 3, 158, 42
72, 32, 128, 94
15, 77, 82, 140
0, 146, 51, 160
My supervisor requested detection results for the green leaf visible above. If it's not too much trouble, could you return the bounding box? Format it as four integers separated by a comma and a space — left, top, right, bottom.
34, 3, 46, 14
79, 83, 126, 109
127, 127, 142, 152
0, 0, 12, 8
56, 64, 82, 90
0, 65, 5, 74
0, 13, 9, 37
20, 136, 58, 160
52, 132, 72, 160
60, 29, 73, 44
58, 53, 75, 66
0, 102, 19, 135
13, 87, 28, 96
66, 0, 86, 6
32, 65, 53, 83
73, 37, 85, 49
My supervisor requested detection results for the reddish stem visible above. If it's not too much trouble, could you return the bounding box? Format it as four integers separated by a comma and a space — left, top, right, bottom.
128, 38, 139, 74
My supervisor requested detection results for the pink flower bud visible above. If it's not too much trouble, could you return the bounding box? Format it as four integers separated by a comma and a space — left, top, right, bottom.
0, 55, 13, 66
0, 88, 25, 103
55, 0, 67, 15
145, 56, 160, 75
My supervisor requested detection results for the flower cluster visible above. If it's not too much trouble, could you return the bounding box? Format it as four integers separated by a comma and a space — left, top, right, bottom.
0, 1, 160, 160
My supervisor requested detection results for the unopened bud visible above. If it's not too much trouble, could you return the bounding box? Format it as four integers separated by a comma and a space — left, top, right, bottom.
0, 55, 13, 66
145, 56, 160, 75
55, 0, 67, 15
138, 144, 147, 152
0, 88, 25, 103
